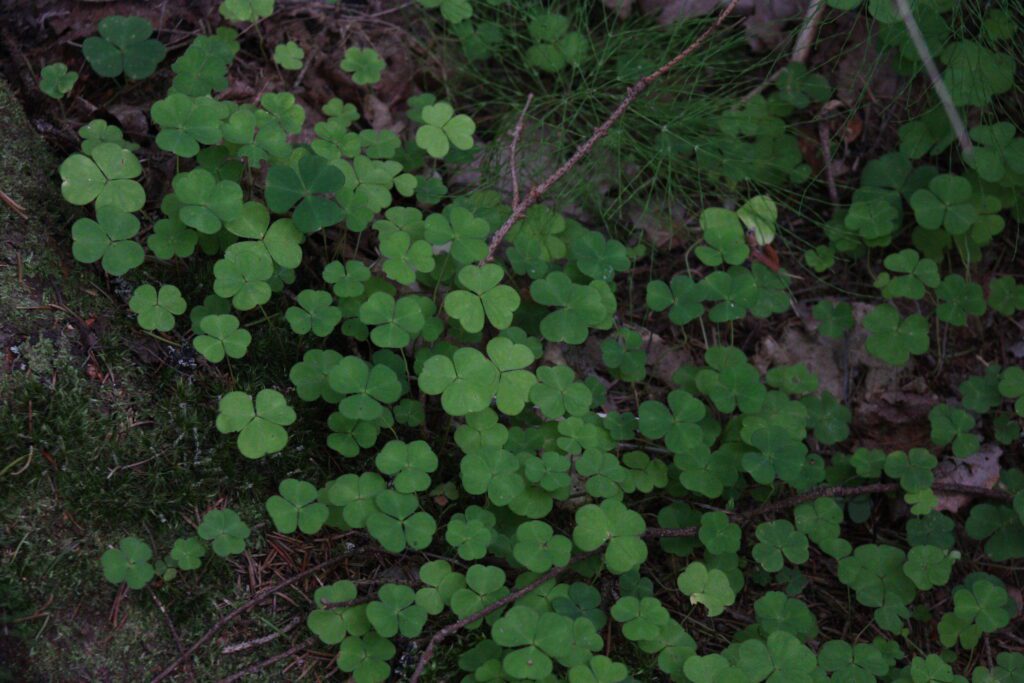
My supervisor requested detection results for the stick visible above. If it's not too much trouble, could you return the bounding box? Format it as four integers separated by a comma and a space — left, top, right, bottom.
149, 555, 348, 683
741, 0, 826, 104
217, 638, 314, 683
408, 549, 601, 682
221, 615, 302, 654
893, 0, 972, 156
481, 0, 743, 264
150, 589, 196, 683
509, 93, 534, 209
408, 480, 1008, 680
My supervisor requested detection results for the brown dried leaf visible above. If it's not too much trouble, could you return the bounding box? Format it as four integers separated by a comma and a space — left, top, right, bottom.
934, 444, 1003, 513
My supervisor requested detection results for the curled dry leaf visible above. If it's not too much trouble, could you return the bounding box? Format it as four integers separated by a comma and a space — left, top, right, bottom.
933, 444, 1002, 513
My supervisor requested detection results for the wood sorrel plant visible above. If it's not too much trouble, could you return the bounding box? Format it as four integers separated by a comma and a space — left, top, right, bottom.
46, 0, 1024, 681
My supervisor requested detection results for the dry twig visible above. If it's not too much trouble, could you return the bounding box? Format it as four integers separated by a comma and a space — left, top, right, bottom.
149, 553, 349, 683
893, 0, 972, 156
482, 0, 743, 264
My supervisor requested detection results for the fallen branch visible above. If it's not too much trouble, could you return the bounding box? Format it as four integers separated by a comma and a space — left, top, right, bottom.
482, 0, 743, 264
150, 588, 196, 683
408, 549, 601, 681
893, 0, 973, 157
408, 480, 1008, 680
217, 638, 314, 683
221, 615, 302, 655
149, 554, 349, 683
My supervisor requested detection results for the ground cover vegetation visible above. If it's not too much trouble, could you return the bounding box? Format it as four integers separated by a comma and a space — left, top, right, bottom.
1, 0, 1023, 680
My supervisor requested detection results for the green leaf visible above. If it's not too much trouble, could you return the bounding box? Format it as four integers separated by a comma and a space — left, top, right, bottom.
60, 143, 145, 211
39, 62, 78, 99
83, 16, 166, 80
375, 440, 438, 493
513, 521, 572, 572
863, 304, 929, 366
444, 264, 520, 333
129, 284, 186, 332
753, 520, 809, 572
419, 348, 499, 416
197, 508, 250, 557
169, 536, 206, 571
415, 102, 476, 158
572, 499, 647, 574
151, 93, 230, 158
340, 47, 386, 85
71, 207, 145, 275
285, 289, 341, 337
215, 389, 296, 458
101, 537, 154, 589
266, 478, 328, 534
273, 41, 304, 70
219, 0, 274, 22
696, 207, 749, 266
676, 562, 735, 616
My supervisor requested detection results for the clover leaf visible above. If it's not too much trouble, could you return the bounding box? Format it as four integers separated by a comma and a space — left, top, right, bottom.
39, 63, 78, 99
418, 0, 472, 24
935, 274, 986, 327
700, 268, 758, 323
379, 231, 435, 285
358, 292, 425, 348
273, 41, 304, 70
444, 264, 520, 333
697, 207, 749, 266
101, 537, 154, 589
863, 304, 929, 366
461, 449, 524, 507
611, 596, 669, 642
83, 16, 166, 80
194, 314, 251, 362
491, 606, 573, 680
169, 536, 206, 571
929, 404, 980, 457
197, 508, 250, 557
265, 154, 345, 233
366, 490, 436, 552
486, 337, 536, 416
376, 440, 438, 493
446, 506, 496, 561
513, 521, 572, 573
676, 562, 735, 617
570, 230, 630, 282
525, 13, 585, 72
699, 512, 741, 555
529, 365, 592, 419
169, 168, 243, 233
224, 202, 303, 268
60, 143, 145, 211
638, 390, 706, 454
328, 356, 402, 420
998, 366, 1024, 416
753, 520, 809, 572
646, 275, 705, 325
151, 93, 230, 158
285, 290, 341, 337
424, 206, 490, 263
419, 348, 499, 416
415, 102, 476, 158
266, 478, 328, 534
573, 499, 646, 575
213, 246, 274, 310
215, 389, 296, 458
340, 47, 386, 85
812, 300, 854, 339
129, 284, 186, 332
336, 634, 395, 682
911, 174, 976, 235
876, 249, 940, 300
531, 272, 613, 345
323, 259, 371, 298
71, 207, 145, 276
219, 0, 274, 22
